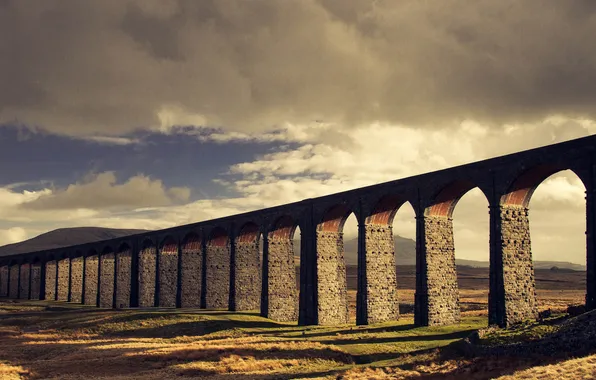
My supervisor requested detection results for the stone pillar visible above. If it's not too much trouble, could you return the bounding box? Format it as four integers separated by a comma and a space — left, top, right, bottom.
233, 233, 261, 311
138, 243, 157, 307
180, 236, 202, 308
0, 266, 8, 297
586, 176, 596, 310
159, 241, 178, 307
84, 255, 99, 306
9, 265, 19, 298
263, 233, 298, 321
414, 215, 460, 326
70, 257, 84, 303
30, 263, 41, 300
490, 205, 538, 326
315, 230, 349, 325
99, 253, 115, 308
116, 248, 132, 308
57, 259, 70, 301
19, 264, 30, 300
205, 234, 230, 309
357, 224, 399, 325
45, 261, 57, 301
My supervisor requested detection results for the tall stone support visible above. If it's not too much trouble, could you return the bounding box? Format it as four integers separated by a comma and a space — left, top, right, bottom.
315, 231, 349, 325
159, 242, 178, 307
490, 205, 538, 326
233, 237, 261, 311
415, 216, 460, 326
45, 261, 57, 301
30, 263, 41, 300
70, 257, 84, 303
84, 256, 99, 306
263, 234, 298, 321
586, 175, 596, 310
9, 265, 19, 298
180, 237, 202, 308
205, 241, 230, 309
0, 266, 8, 297
57, 259, 70, 301
99, 253, 115, 308
138, 244, 157, 307
357, 224, 399, 325
19, 264, 30, 299
116, 249, 131, 308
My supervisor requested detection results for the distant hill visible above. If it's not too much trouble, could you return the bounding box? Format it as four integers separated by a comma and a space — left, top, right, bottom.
0, 227, 149, 257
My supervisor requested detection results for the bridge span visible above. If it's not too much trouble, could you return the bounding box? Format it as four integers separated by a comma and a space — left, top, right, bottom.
1, 135, 596, 327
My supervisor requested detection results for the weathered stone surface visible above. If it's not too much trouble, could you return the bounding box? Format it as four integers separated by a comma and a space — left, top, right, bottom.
30, 263, 41, 300
419, 216, 461, 326
57, 259, 70, 301
0, 266, 8, 297
9, 265, 19, 298
84, 255, 99, 306
266, 236, 298, 321
138, 245, 156, 307
159, 242, 178, 308
99, 253, 115, 308
19, 264, 30, 299
499, 205, 538, 324
205, 243, 230, 309
234, 240, 261, 311
45, 261, 57, 301
360, 224, 399, 324
70, 257, 84, 303
316, 231, 349, 325
181, 237, 202, 308
116, 249, 131, 308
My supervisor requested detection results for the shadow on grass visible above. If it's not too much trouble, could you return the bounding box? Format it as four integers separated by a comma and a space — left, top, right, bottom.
318, 329, 478, 348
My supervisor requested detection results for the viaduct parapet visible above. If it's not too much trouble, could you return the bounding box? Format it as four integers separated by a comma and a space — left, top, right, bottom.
2, 135, 596, 327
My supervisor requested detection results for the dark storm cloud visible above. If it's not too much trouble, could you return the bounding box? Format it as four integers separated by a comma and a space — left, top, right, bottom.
0, 0, 595, 135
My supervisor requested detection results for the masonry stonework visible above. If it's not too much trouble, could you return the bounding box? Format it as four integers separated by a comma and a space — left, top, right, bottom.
19, 264, 30, 299
138, 245, 156, 307
8, 265, 19, 298
56, 259, 70, 301
180, 237, 202, 308
359, 224, 399, 324
45, 261, 56, 301
499, 205, 538, 325
316, 231, 349, 325
30, 263, 41, 300
205, 242, 230, 309
99, 253, 115, 308
116, 249, 131, 308
418, 216, 461, 326
0, 266, 8, 297
265, 236, 298, 321
234, 239, 261, 311
84, 255, 99, 306
70, 257, 83, 303
159, 242, 178, 307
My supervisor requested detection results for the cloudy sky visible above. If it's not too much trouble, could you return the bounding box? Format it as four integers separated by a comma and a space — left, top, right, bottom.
0, 0, 594, 264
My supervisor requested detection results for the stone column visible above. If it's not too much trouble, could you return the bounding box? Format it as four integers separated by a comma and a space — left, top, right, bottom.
99, 253, 115, 308
315, 230, 349, 325
490, 205, 538, 326
414, 215, 460, 326
30, 263, 41, 300
586, 173, 596, 310
0, 266, 8, 297
19, 264, 30, 300
9, 265, 19, 298
263, 232, 298, 321
205, 234, 231, 309
45, 260, 57, 301
159, 241, 178, 307
357, 224, 399, 325
138, 243, 157, 307
116, 248, 132, 308
84, 255, 99, 306
180, 236, 202, 308
57, 258, 70, 301
233, 233, 261, 311
70, 257, 84, 303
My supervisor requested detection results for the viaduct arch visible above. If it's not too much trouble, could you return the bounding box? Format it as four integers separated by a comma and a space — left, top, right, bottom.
1, 135, 596, 328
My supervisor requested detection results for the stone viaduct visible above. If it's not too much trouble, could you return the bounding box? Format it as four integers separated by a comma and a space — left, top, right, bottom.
1, 135, 596, 328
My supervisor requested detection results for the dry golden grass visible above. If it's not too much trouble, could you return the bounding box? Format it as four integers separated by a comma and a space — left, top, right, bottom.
495, 354, 596, 380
